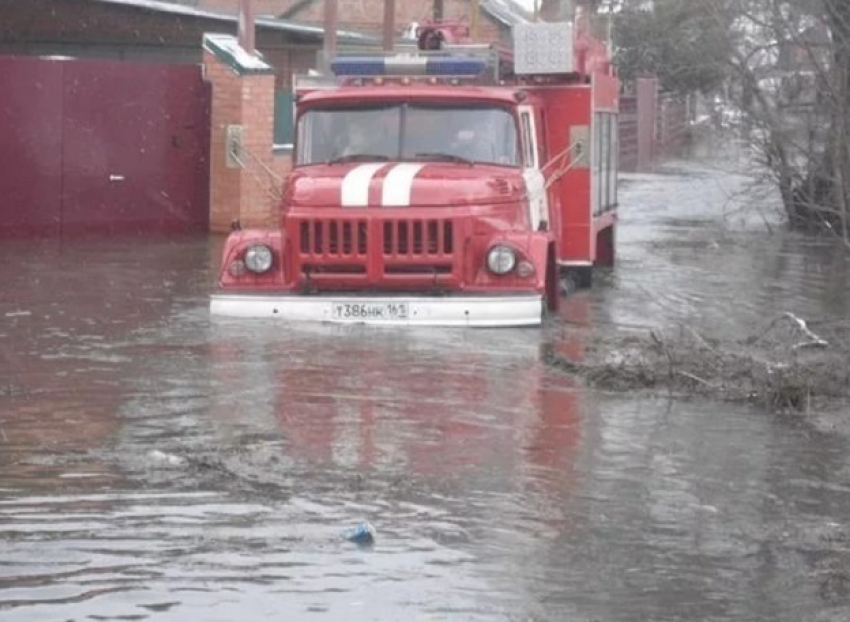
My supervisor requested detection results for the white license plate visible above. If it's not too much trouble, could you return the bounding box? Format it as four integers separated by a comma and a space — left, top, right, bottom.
332, 302, 410, 321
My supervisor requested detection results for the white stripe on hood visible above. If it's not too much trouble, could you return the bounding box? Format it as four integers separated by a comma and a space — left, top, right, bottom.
340, 163, 385, 207
381, 163, 426, 207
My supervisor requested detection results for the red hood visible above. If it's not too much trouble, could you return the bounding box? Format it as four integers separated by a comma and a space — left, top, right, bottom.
285, 162, 525, 208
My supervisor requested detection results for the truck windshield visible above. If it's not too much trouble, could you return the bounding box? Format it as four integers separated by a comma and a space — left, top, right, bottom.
296, 104, 520, 167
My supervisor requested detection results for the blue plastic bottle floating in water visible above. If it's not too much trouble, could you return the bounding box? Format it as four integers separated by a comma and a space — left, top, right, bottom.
343, 522, 376, 544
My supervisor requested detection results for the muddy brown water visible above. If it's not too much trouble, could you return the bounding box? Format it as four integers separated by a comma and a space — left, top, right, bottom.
2, 154, 850, 621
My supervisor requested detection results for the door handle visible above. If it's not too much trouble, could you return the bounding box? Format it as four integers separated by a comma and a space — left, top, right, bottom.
109, 174, 125, 182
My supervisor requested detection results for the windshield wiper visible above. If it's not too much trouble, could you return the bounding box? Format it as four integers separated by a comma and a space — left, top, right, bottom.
414, 152, 474, 166
327, 153, 390, 164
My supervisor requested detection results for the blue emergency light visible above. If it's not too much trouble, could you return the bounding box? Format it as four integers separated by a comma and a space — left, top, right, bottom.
331, 55, 487, 78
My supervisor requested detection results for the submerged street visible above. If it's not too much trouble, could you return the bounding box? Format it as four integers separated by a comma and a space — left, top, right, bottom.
2, 150, 850, 621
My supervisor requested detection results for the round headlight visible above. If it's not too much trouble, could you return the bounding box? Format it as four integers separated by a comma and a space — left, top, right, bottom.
486, 245, 517, 275
244, 244, 273, 274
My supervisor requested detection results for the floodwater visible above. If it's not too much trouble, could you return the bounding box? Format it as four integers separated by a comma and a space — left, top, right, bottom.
2, 151, 850, 621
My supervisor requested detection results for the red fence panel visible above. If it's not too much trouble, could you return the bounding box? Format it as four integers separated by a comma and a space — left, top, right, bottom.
61, 60, 210, 235
618, 96, 638, 172
0, 57, 64, 236
0, 56, 210, 238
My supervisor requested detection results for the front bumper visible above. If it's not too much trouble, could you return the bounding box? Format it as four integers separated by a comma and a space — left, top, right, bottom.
210, 293, 543, 327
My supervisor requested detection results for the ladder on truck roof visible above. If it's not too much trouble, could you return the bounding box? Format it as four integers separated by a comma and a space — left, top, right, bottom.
297, 20, 610, 90
308, 22, 608, 83
313, 42, 504, 82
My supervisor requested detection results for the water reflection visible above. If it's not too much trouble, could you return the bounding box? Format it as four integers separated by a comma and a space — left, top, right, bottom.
208, 321, 584, 485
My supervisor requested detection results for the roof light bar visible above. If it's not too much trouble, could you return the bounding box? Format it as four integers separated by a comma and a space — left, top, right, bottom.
331, 55, 487, 78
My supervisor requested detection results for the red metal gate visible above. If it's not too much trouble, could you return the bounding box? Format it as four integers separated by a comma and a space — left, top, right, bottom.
0, 56, 210, 237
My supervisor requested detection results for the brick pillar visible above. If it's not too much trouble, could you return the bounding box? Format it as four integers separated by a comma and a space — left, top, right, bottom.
635, 76, 658, 172
203, 33, 278, 233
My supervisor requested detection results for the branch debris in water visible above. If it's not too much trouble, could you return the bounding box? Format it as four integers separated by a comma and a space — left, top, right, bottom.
544, 313, 850, 412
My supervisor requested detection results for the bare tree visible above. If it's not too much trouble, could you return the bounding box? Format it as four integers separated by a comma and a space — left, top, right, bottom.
609, 0, 850, 243
608, 0, 733, 94
721, 0, 850, 242
822, 0, 850, 243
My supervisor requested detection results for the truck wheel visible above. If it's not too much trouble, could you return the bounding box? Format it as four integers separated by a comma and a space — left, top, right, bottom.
544, 267, 559, 314
559, 266, 592, 294
544, 247, 559, 312
559, 274, 577, 297
573, 266, 593, 288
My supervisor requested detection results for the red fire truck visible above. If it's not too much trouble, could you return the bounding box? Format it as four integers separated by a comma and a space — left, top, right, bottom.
210, 18, 619, 327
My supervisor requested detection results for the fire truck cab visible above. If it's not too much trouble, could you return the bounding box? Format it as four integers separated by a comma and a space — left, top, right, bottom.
210, 19, 619, 327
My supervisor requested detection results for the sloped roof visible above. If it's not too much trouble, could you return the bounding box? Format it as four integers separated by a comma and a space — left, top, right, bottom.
480, 0, 532, 26
91, 0, 374, 42
276, 0, 531, 27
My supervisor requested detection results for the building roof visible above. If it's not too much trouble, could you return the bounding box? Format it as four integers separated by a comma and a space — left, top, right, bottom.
480, 0, 532, 26
276, 0, 531, 27
91, 0, 375, 42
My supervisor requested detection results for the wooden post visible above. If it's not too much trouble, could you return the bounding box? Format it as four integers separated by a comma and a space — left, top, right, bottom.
470, 0, 478, 41
636, 77, 658, 172
382, 0, 396, 51
238, 0, 255, 53
323, 0, 339, 70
